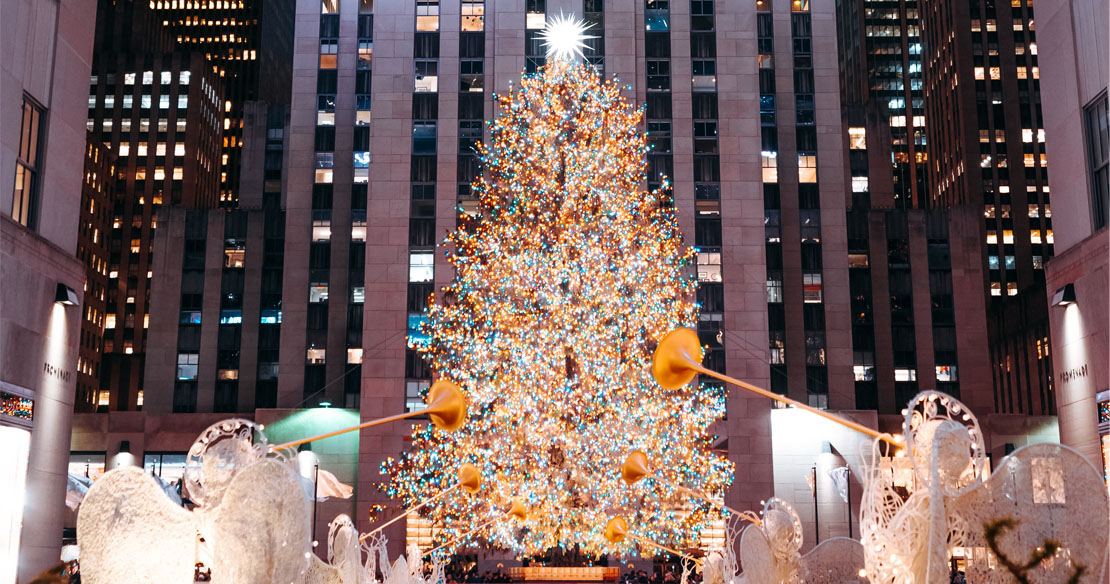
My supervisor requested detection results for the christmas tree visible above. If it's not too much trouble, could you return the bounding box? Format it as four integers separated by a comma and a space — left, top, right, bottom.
384, 23, 732, 556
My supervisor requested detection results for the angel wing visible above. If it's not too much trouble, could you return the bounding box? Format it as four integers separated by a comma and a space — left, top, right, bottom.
798, 537, 866, 584
950, 442, 1109, 584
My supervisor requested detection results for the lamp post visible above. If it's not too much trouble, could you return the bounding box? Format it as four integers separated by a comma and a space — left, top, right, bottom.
811, 465, 819, 546
846, 466, 852, 539
312, 460, 319, 544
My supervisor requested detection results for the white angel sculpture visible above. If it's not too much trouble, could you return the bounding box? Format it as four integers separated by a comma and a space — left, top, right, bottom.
725, 498, 866, 584
860, 390, 1109, 584
77, 418, 312, 584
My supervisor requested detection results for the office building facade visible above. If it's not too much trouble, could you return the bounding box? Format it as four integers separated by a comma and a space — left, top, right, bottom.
920, 0, 1057, 416
83, 52, 225, 412
76, 139, 116, 413
2, 0, 97, 579
1036, 0, 1108, 482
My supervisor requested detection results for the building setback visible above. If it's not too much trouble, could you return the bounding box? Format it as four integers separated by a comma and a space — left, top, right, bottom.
76, 139, 117, 412
1, 0, 96, 579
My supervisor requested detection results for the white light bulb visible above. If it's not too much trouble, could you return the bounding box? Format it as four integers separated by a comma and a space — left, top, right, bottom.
538, 13, 596, 61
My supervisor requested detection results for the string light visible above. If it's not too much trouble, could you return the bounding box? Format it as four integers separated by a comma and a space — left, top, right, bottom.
384, 58, 732, 557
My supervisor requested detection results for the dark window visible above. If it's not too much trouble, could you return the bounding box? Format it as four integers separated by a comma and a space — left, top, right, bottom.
320, 14, 340, 38
317, 70, 338, 94
412, 93, 438, 120
354, 71, 372, 94
214, 382, 237, 413
690, 33, 716, 58
411, 156, 436, 182
312, 184, 334, 209
414, 33, 440, 58
692, 93, 718, 119
354, 126, 370, 150
315, 126, 336, 151
357, 14, 373, 38
458, 93, 483, 119
645, 32, 671, 58
460, 32, 485, 58
1085, 92, 1109, 230
172, 382, 197, 413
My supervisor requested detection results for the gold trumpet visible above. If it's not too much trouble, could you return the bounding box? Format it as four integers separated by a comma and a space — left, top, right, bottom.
653, 328, 900, 448
359, 463, 482, 543
424, 497, 528, 556
604, 517, 703, 566
270, 380, 468, 453
621, 451, 760, 526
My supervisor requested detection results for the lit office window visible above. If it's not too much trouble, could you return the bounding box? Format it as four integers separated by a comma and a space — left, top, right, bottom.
461, 0, 484, 30
848, 127, 866, 150
176, 353, 199, 380
417, 0, 439, 31
306, 348, 327, 364
697, 251, 721, 282
802, 273, 823, 303
798, 155, 817, 183
309, 285, 330, 303
409, 252, 434, 282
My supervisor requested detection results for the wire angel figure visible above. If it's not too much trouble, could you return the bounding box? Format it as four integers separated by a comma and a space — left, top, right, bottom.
860, 390, 1108, 584
723, 498, 865, 584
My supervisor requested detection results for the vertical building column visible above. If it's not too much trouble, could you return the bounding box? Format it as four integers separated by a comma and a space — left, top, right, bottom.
811, 3, 852, 410
717, 0, 774, 518
360, 0, 416, 546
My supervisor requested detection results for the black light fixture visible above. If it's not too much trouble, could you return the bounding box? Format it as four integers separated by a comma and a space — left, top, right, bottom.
54, 283, 78, 306
118, 440, 131, 454
1052, 283, 1077, 307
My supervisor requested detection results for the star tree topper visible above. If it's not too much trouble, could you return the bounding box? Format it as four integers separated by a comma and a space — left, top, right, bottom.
538, 13, 597, 61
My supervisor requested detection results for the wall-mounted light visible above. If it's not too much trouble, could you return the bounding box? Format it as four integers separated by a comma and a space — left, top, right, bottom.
1052, 283, 1077, 307
54, 283, 78, 306
820, 440, 833, 454
318, 400, 332, 408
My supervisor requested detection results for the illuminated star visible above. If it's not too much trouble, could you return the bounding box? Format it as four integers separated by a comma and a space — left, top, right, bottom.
538, 13, 596, 61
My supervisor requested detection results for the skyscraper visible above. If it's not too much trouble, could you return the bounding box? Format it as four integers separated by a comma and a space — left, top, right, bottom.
835, 0, 995, 415
152, 0, 295, 205
84, 51, 226, 412
83, 0, 293, 412
920, 0, 1056, 416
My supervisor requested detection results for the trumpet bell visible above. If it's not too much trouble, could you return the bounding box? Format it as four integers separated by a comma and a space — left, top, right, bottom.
605, 517, 628, 544
652, 329, 702, 390
426, 380, 467, 431
458, 463, 482, 493
622, 450, 651, 485
509, 497, 527, 520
